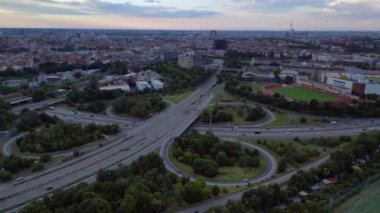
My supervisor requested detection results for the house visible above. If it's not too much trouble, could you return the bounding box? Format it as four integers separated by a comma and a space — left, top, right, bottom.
151, 79, 164, 90
136, 81, 152, 91
99, 84, 131, 92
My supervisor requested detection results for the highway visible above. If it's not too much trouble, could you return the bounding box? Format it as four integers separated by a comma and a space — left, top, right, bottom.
11, 96, 66, 115
194, 119, 380, 139
160, 138, 277, 186
44, 107, 141, 127
0, 73, 221, 211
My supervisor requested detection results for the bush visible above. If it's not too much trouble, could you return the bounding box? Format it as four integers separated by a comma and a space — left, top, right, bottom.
0, 171, 12, 182
31, 162, 44, 172
40, 154, 51, 163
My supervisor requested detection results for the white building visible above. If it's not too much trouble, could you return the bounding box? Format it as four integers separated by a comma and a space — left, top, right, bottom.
151, 80, 164, 90
136, 81, 152, 91
326, 77, 353, 91
99, 84, 131, 92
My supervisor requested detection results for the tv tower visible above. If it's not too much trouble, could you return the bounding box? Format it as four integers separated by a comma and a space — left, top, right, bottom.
290, 22, 295, 34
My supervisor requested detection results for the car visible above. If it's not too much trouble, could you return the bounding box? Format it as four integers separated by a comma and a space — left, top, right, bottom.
232, 127, 238, 130
140, 142, 144, 145
16, 177, 24, 182
90, 115, 94, 117
46, 187, 53, 191
254, 131, 261, 135
49, 106, 55, 110
117, 163, 123, 167
285, 132, 290, 135
330, 121, 337, 125
243, 179, 248, 182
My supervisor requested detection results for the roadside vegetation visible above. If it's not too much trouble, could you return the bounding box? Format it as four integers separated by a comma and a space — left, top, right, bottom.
208, 132, 380, 213
163, 90, 192, 104
171, 131, 263, 179
66, 79, 122, 114
112, 94, 166, 118
16, 122, 119, 153
0, 100, 14, 130
200, 104, 266, 125
0, 154, 34, 182
149, 62, 214, 92
21, 153, 226, 212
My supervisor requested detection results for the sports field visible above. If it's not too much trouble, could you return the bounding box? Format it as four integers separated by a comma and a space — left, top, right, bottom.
269, 86, 338, 102
335, 180, 380, 213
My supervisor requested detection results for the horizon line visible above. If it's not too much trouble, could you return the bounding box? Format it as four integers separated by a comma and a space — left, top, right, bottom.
0, 27, 380, 33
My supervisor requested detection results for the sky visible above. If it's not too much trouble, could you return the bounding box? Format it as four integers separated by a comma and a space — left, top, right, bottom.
0, 0, 379, 30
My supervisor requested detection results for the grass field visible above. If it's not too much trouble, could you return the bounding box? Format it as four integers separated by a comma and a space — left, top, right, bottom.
163, 90, 192, 104
334, 179, 380, 213
270, 86, 338, 102
267, 110, 332, 126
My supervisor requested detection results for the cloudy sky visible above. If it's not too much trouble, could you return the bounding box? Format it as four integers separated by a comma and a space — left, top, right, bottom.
0, 0, 379, 30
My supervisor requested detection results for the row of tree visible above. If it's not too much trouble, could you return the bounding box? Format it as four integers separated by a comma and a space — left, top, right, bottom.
149, 62, 214, 92
200, 105, 266, 123
208, 132, 380, 213
16, 122, 119, 153
226, 78, 380, 118
0, 100, 14, 130
21, 153, 222, 213
172, 131, 261, 178
16, 109, 60, 131
256, 140, 320, 173
112, 94, 166, 118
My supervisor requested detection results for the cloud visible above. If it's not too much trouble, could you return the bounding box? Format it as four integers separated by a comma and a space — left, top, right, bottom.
323, 0, 380, 20
222, 0, 380, 20
0, 0, 217, 18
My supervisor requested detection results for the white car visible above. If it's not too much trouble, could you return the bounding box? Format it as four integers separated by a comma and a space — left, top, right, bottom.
285, 132, 290, 135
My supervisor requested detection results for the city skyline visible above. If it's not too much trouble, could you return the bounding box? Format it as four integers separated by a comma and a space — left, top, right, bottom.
0, 0, 379, 31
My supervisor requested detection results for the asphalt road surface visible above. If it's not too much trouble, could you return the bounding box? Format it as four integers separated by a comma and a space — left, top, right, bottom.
195, 119, 380, 139
0, 73, 222, 212
160, 138, 277, 186
44, 107, 141, 127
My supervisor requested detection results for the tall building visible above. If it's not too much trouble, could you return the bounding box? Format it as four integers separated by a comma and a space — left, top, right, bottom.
213, 39, 228, 50
210, 30, 217, 39
178, 51, 202, 69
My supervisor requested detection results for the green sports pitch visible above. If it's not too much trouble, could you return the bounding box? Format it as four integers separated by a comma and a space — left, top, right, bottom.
269, 86, 338, 102
347, 191, 380, 213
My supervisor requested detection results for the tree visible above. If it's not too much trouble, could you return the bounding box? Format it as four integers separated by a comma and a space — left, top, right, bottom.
273, 69, 281, 80
121, 194, 136, 213
277, 159, 287, 173
31, 162, 44, 172
192, 158, 218, 178
21, 201, 52, 213
40, 154, 51, 163
73, 72, 82, 79
182, 177, 208, 203
300, 117, 307, 124
0, 171, 12, 182
212, 185, 220, 196
285, 75, 294, 83
79, 197, 112, 213
215, 151, 228, 167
